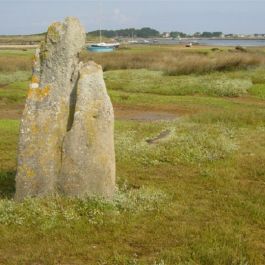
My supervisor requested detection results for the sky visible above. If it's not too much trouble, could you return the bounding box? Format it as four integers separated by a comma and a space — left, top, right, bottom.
0, 0, 265, 35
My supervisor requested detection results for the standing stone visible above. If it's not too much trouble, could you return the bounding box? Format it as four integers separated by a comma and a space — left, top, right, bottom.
16, 17, 115, 200
59, 62, 116, 198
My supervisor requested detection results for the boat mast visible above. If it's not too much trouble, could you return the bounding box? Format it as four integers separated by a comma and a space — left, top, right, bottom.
99, 23, 102, 43
99, 0, 102, 43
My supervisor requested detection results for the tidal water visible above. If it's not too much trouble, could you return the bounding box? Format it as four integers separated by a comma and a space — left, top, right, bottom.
194, 39, 265, 47
146, 38, 265, 47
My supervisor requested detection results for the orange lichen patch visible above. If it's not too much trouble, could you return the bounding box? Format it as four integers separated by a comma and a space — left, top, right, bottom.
27, 85, 51, 101
31, 75, 39, 84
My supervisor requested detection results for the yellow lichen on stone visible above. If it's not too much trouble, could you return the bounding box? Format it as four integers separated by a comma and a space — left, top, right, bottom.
28, 85, 51, 101
32, 54, 38, 67
47, 22, 61, 43
48, 22, 60, 32
31, 75, 39, 84
39, 41, 49, 62
30, 123, 39, 134
26, 167, 36, 179
20, 165, 36, 179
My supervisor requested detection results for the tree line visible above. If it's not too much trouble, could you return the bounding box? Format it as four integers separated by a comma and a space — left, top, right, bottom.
87, 28, 224, 38
170, 31, 223, 38
88, 28, 160, 38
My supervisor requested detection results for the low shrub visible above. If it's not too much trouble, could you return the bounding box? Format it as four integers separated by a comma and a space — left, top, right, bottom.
115, 121, 238, 166
105, 69, 252, 97
0, 186, 168, 228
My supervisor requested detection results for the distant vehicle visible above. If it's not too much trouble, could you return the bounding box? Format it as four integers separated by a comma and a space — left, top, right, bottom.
185, 42, 193, 47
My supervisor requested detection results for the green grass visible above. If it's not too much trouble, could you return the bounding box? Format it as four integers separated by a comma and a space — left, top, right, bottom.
0, 114, 265, 264
0, 46, 265, 264
115, 120, 238, 165
0, 71, 30, 85
0, 120, 19, 198
248, 84, 265, 99
0, 49, 35, 57
0, 119, 19, 168
0, 80, 29, 103
105, 69, 253, 97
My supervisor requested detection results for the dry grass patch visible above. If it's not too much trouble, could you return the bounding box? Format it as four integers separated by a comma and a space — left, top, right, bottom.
0, 56, 32, 72
81, 49, 265, 75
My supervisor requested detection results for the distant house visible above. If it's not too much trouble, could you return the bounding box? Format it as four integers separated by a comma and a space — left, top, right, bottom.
162, 32, 170, 38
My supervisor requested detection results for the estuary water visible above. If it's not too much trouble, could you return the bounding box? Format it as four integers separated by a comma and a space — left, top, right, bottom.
147, 38, 265, 47
194, 39, 265, 47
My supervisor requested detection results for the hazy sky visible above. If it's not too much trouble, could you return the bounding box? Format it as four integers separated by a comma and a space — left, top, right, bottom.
0, 0, 265, 35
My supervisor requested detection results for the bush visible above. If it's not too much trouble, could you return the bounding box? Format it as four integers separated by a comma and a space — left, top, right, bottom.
235, 46, 247, 52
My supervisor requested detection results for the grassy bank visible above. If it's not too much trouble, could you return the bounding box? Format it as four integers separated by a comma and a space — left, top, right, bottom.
0, 47, 264, 264
82, 46, 265, 75
1, 46, 265, 76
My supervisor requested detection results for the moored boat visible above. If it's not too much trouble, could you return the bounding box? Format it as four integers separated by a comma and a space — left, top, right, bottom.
88, 0, 120, 53
91, 42, 120, 48
88, 46, 115, 52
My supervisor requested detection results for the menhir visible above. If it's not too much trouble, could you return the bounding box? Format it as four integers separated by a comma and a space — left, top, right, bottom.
15, 17, 115, 201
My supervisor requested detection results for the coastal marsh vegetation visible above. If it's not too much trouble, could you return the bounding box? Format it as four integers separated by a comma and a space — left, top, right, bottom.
105, 69, 253, 97
82, 45, 265, 75
0, 46, 265, 264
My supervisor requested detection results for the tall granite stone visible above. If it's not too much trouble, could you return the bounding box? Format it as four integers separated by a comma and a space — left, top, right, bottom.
59, 62, 116, 198
15, 17, 115, 200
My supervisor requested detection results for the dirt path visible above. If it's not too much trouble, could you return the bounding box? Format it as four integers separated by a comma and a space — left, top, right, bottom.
0, 103, 187, 121
225, 96, 265, 107
0, 104, 24, 119
114, 104, 189, 121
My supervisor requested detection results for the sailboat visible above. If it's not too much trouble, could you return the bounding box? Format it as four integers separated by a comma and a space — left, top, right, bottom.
88, 0, 120, 52
88, 43, 117, 53
88, 30, 120, 52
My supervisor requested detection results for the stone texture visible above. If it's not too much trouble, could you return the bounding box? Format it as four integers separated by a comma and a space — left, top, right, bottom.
15, 17, 115, 200
59, 62, 116, 198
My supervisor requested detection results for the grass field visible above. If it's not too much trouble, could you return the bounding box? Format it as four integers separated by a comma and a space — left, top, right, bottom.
0, 45, 265, 265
